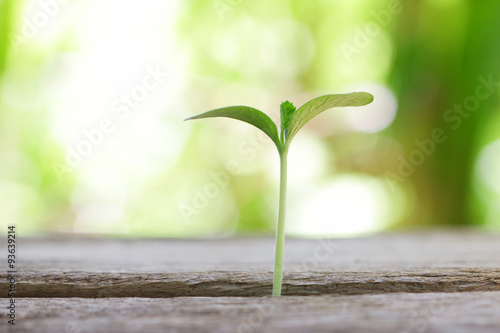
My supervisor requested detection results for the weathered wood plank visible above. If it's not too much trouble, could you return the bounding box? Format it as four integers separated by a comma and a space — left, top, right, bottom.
2, 292, 500, 333
1, 269, 499, 298
0, 231, 499, 297
5, 231, 500, 272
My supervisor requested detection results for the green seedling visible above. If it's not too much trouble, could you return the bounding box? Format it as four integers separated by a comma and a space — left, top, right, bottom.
185, 92, 374, 296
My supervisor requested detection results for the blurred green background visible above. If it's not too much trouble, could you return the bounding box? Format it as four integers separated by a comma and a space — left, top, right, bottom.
0, 0, 499, 237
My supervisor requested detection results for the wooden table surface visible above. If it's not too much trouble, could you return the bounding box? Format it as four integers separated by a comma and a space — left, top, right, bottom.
1, 230, 499, 332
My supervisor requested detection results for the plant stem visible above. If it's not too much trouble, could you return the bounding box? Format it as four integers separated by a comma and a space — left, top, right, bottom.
273, 148, 288, 296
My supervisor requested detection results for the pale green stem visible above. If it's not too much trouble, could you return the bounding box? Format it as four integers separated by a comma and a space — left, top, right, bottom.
272, 148, 288, 296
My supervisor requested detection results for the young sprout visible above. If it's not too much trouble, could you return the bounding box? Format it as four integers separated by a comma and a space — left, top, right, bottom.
185, 92, 374, 295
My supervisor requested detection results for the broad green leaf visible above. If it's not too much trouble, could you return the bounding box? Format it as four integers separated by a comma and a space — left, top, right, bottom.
185, 106, 282, 151
285, 92, 373, 145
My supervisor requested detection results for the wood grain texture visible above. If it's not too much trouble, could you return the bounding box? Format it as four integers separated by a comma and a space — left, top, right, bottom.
0, 230, 499, 297
2, 269, 499, 298
2, 292, 500, 333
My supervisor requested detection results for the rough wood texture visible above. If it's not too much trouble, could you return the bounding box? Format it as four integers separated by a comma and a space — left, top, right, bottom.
3, 292, 500, 333
1, 230, 499, 297
4, 269, 499, 298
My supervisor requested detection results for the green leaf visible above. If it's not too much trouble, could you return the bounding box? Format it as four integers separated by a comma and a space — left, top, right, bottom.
185, 106, 282, 151
285, 92, 373, 145
280, 100, 296, 133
